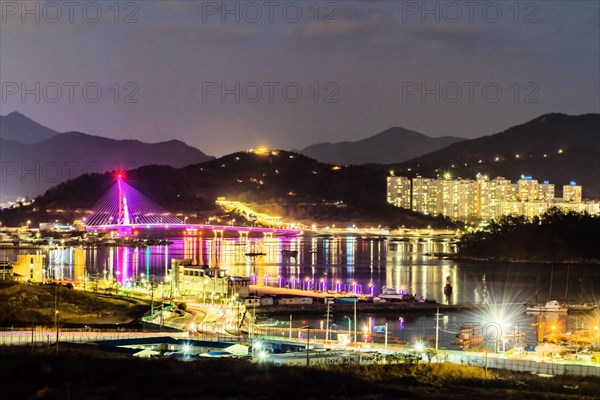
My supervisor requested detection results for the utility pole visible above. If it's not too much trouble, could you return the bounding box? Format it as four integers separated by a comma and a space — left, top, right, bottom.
384, 323, 388, 351
304, 325, 310, 367
435, 307, 441, 351
150, 278, 155, 319
325, 298, 332, 342
353, 298, 357, 345
54, 285, 59, 354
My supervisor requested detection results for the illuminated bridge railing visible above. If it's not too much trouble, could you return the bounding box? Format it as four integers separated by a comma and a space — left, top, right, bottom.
85, 223, 300, 235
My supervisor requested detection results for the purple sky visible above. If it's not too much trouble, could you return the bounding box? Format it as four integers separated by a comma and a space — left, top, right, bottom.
1, 1, 599, 156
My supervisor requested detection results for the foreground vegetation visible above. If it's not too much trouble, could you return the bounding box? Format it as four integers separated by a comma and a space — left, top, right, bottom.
0, 347, 597, 399
0, 281, 149, 326
458, 210, 600, 263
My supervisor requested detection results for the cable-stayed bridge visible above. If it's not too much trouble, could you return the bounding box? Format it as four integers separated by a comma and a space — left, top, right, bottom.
85, 175, 299, 237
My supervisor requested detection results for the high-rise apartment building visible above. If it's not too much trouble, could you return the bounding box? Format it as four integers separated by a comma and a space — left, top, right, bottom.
386, 176, 411, 209
386, 174, 597, 222
411, 176, 440, 216
563, 183, 582, 203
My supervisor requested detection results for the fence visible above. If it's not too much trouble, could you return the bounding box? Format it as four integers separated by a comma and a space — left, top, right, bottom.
448, 351, 600, 377
0, 327, 186, 346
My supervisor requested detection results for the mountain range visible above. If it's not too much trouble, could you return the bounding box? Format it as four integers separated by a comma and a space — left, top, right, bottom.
1, 111, 598, 225
298, 127, 464, 165
0, 112, 213, 201
0, 111, 60, 143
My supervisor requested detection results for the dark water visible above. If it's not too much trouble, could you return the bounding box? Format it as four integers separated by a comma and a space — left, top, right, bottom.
3, 235, 598, 348
3, 235, 598, 303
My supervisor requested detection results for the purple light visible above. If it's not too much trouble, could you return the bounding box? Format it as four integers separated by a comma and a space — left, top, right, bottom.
85, 178, 300, 235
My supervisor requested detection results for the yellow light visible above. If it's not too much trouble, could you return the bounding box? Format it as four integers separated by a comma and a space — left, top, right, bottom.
251, 147, 269, 155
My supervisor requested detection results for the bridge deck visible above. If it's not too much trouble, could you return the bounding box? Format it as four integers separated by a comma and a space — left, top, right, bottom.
86, 223, 300, 235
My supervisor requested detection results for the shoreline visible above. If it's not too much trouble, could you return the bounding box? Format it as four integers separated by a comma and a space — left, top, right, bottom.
255, 302, 477, 316
448, 255, 600, 265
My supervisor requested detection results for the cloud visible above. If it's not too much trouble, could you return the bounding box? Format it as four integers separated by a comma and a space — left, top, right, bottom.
130, 22, 257, 45
286, 6, 394, 42
153, 0, 193, 14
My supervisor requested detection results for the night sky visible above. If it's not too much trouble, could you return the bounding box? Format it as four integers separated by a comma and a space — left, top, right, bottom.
1, 1, 598, 156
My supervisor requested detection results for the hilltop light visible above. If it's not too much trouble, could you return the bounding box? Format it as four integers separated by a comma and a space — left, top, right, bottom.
558, 149, 563, 154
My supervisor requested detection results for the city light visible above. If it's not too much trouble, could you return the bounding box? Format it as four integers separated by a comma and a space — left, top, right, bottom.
387, 175, 597, 222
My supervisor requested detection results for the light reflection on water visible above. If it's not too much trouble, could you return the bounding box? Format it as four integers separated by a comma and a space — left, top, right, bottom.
3, 235, 598, 304
2, 235, 598, 345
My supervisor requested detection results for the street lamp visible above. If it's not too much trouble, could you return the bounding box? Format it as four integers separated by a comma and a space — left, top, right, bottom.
301, 325, 310, 366
343, 316, 352, 339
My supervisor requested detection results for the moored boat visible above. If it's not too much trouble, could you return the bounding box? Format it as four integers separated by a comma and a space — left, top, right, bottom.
525, 300, 568, 313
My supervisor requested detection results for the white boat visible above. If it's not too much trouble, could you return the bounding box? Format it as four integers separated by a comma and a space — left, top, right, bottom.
525, 300, 568, 313
378, 287, 406, 301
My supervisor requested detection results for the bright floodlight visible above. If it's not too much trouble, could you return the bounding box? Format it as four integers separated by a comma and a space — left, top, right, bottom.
258, 350, 268, 361
414, 341, 425, 352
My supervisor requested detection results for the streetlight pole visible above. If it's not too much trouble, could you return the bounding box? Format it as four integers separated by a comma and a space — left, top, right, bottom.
54, 285, 59, 354
150, 277, 155, 319
301, 325, 310, 367
353, 299, 357, 345
435, 307, 440, 351
385, 323, 388, 351
344, 316, 351, 338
